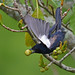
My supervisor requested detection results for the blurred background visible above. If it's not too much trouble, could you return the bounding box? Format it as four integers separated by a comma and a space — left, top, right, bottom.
0, 0, 75, 75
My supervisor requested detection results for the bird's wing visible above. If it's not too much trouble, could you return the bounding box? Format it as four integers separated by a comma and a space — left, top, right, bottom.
24, 15, 51, 48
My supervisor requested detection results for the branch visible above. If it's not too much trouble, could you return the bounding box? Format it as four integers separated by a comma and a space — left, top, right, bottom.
47, 61, 53, 67
25, 0, 29, 10
46, 0, 48, 7
0, 1, 24, 19
59, 47, 75, 63
21, 25, 28, 30
0, 24, 27, 32
38, 0, 53, 16
43, 54, 75, 73
62, 22, 73, 32
29, 0, 35, 11
13, 1, 23, 18
3, 4, 19, 11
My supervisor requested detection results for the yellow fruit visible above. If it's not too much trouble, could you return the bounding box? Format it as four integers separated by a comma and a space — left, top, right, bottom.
40, 68, 45, 72
38, 64, 42, 67
57, 50, 62, 54
62, 50, 66, 53
56, 47, 60, 51
53, 56, 58, 60
44, 63, 47, 66
45, 66, 49, 71
53, 50, 58, 55
25, 50, 32, 56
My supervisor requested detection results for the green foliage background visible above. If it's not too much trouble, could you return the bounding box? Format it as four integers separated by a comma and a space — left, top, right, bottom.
0, 0, 75, 75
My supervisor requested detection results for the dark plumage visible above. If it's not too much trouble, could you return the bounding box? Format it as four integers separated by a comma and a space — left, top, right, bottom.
24, 7, 66, 55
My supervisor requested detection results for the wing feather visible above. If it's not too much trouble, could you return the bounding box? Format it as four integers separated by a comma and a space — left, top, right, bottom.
24, 15, 51, 48
24, 15, 50, 39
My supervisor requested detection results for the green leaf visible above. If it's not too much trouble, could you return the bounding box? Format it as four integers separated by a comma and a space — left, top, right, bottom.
2, 0, 5, 3
32, 0, 44, 20
70, 5, 75, 34
18, 19, 23, 30
48, 0, 60, 8
32, 8, 45, 20
39, 55, 45, 67
25, 32, 36, 47
0, 14, 2, 23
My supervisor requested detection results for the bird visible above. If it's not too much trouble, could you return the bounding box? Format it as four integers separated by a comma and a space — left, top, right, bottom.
24, 7, 66, 56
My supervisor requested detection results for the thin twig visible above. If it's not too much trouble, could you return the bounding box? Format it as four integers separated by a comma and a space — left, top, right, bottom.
1, 24, 27, 32
4, 5, 19, 11
38, 0, 53, 16
2, 3, 23, 18
49, 4, 54, 17
25, 0, 29, 10
62, 8, 70, 19
25, 0, 31, 14
43, 54, 75, 73
65, 22, 70, 27
46, 0, 48, 7
59, 47, 75, 63
21, 25, 28, 29
13, 1, 23, 18
62, 22, 73, 32
38, 1, 72, 33
47, 61, 53, 67
29, 0, 35, 11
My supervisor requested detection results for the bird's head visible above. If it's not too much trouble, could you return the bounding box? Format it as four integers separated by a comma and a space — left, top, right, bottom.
25, 43, 51, 55
25, 44, 39, 56
25, 49, 33, 56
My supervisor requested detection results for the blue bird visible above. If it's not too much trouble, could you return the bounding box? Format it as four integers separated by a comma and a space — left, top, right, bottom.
24, 7, 66, 56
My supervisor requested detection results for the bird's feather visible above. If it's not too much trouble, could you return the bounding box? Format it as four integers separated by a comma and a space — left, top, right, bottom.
24, 15, 51, 48
55, 7, 61, 30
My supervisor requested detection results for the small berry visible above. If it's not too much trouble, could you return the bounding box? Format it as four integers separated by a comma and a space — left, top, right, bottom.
25, 50, 32, 56
40, 68, 45, 72
38, 64, 42, 67
53, 50, 58, 55
57, 50, 62, 54
45, 66, 49, 71
56, 47, 60, 51
53, 56, 58, 60
62, 50, 66, 53
44, 63, 47, 66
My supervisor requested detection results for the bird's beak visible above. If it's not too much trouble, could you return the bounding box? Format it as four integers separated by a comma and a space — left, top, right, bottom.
25, 50, 32, 56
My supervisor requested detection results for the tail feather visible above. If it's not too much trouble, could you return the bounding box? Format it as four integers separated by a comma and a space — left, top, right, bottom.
55, 7, 61, 30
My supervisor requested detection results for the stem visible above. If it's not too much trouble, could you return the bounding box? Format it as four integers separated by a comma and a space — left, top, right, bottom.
36, 0, 39, 18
